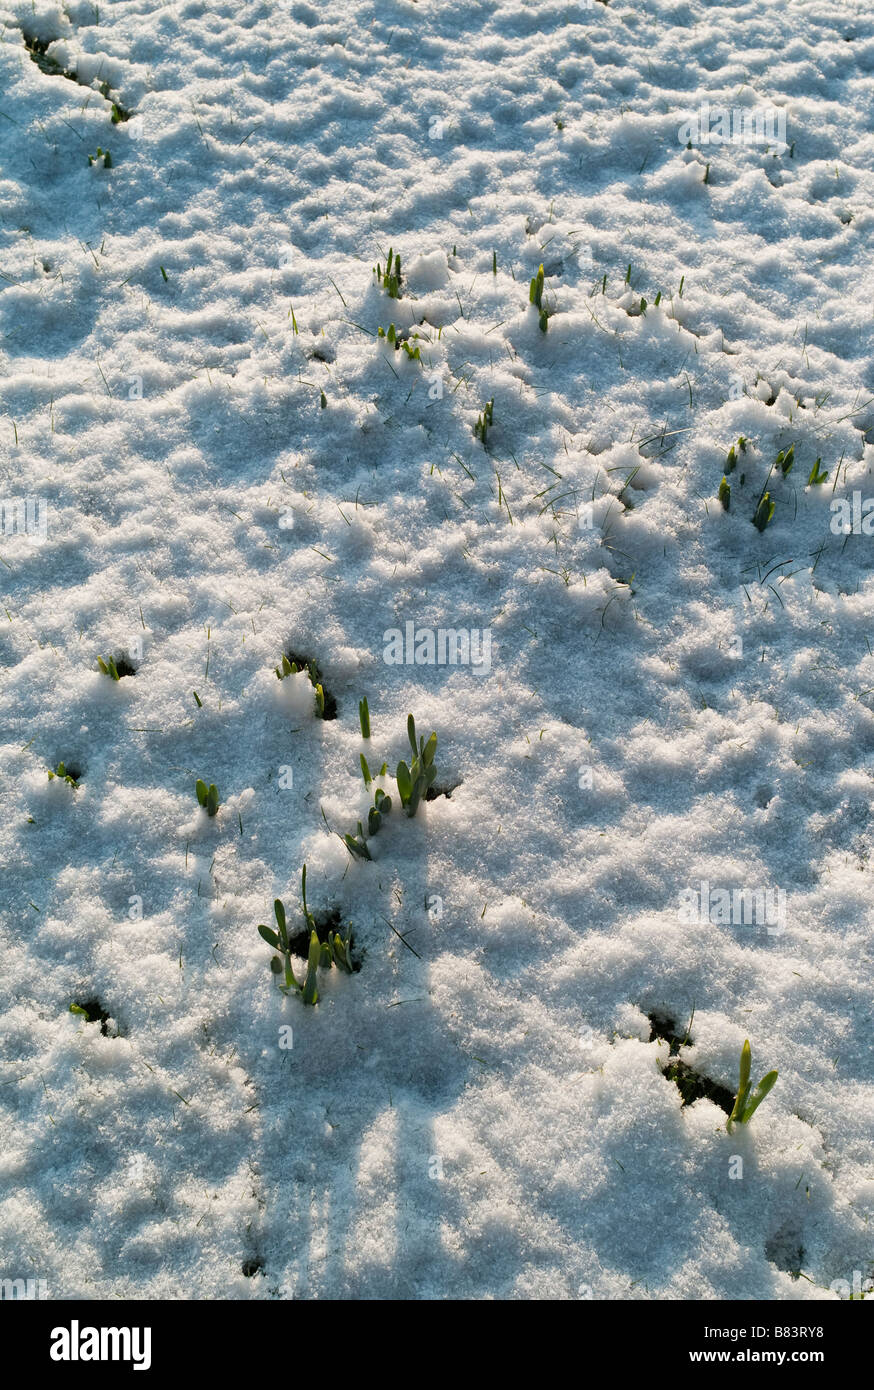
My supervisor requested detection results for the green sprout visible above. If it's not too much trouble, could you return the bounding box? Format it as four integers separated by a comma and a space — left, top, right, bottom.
529, 262, 544, 309
724, 436, 747, 475
396, 714, 437, 817
808, 457, 829, 485
48, 762, 79, 788
195, 779, 219, 817
373, 247, 401, 298
88, 147, 112, 168
359, 696, 371, 739
776, 443, 795, 476
752, 493, 775, 532
258, 865, 354, 1003
473, 398, 494, 446
718, 476, 731, 511
726, 1039, 778, 1133
377, 323, 420, 359
275, 653, 332, 718
97, 656, 121, 680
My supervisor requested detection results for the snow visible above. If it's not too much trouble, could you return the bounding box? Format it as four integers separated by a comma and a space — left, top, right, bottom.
1, 0, 873, 1300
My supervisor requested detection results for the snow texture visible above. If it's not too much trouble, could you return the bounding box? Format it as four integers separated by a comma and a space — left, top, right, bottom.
1, 0, 873, 1299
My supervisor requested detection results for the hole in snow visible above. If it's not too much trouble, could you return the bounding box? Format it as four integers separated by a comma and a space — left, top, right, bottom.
287, 907, 361, 972
647, 1011, 734, 1114
279, 651, 337, 720
69, 997, 117, 1036
241, 1257, 264, 1278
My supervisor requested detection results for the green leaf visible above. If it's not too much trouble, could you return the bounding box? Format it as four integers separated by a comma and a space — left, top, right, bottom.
302, 931, 321, 1004
396, 760, 413, 805
195, 779, 208, 807
258, 924, 280, 948
206, 783, 219, 817
407, 713, 417, 759
274, 898, 287, 936
752, 493, 775, 532
742, 1069, 778, 1123
360, 753, 372, 787
718, 476, 730, 511
422, 732, 437, 767
359, 696, 370, 739
69, 1003, 89, 1018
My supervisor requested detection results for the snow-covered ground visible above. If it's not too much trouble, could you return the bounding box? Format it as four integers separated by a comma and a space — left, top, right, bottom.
1, 0, 873, 1300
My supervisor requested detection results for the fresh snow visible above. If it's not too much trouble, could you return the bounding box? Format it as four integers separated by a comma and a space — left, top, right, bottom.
1, 0, 873, 1300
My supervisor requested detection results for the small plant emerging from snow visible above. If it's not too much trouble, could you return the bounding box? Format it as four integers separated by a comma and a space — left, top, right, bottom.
752, 493, 775, 532
377, 324, 421, 359
97, 655, 122, 680
359, 696, 371, 739
473, 398, 494, 446
726, 1039, 778, 1133
373, 247, 402, 298
723, 437, 747, 474
88, 147, 112, 168
48, 762, 79, 788
195, 779, 220, 817
776, 443, 795, 476
718, 476, 731, 510
529, 263, 549, 331
396, 714, 438, 817
808, 457, 828, 485
275, 653, 333, 719
258, 865, 353, 1003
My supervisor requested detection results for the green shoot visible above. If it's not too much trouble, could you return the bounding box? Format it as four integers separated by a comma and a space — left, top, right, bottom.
473, 398, 494, 446
726, 1039, 778, 1133
724, 437, 746, 475
529, 263, 544, 308
396, 714, 438, 817
88, 147, 112, 168
373, 247, 401, 298
258, 865, 355, 1001
97, 655, 120, 680
776, 444, 795, 476
360, 753, 372, 788
808, 457, 828, 485
320, 391, 327, 408
48, 762, 80, 788
752, 493, 775, 532
195, 779, 220, 816
377, 324, 420, 359
492, 250, 497, 275
718, 476, 730, 511
359, 696, 371, 739
539, 308, 548, 333
275, 653, 333, 718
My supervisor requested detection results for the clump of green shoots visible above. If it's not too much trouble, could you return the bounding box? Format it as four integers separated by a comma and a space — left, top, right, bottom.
195, 779, 219, 817
88, 147, 112, 168
723, 437, 747, 474
97, 655, 121, 680
473, 398, 494, 446
345, 749, 393, 859
718, 476, 731, 511
753, 493, 775, 532
258, 865, 353, 1003
359, 696, 371, 739
808, 457, 828, 485
776, 443, 795, 476
48, 762, 79, 788
529, 263, 548, 331
373, 247, 401, 298
726, 1039, 778, 1133
396, 714, 438, 817
275, 653, 330, 718
377, 323, 420, 359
